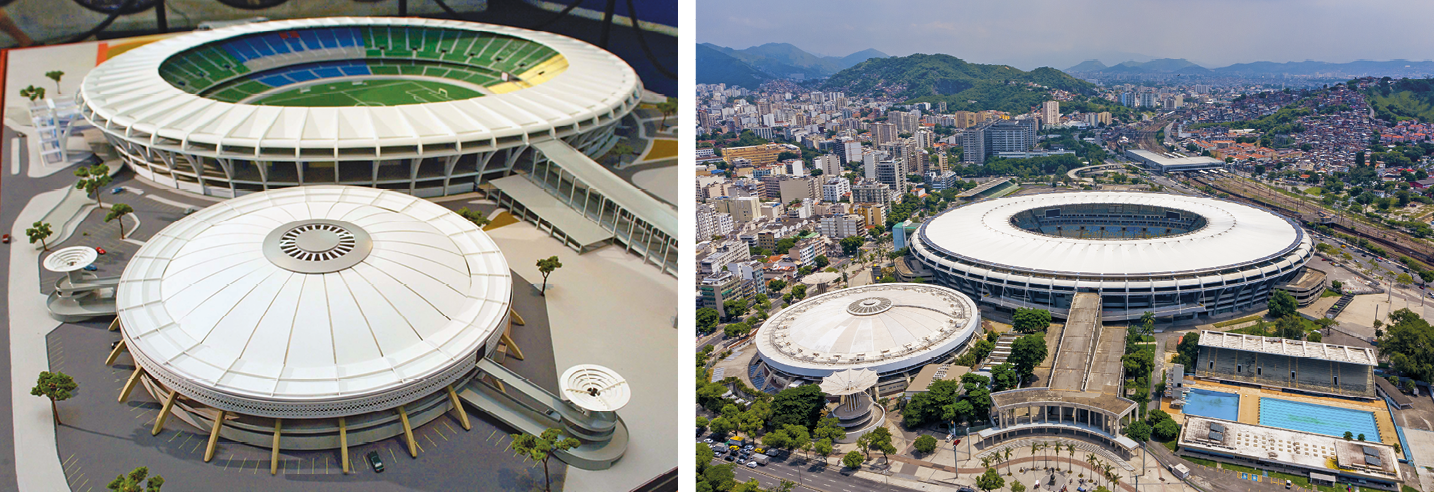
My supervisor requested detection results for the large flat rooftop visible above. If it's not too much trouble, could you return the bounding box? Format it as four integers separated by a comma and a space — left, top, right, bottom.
1198, 330, 1376, 365
1179, 416, 1401, 483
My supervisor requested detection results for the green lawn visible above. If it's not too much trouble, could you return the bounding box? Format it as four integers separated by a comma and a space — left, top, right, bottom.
252, 79, 484, 107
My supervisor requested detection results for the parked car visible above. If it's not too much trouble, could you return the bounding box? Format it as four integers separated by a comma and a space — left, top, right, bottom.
1, 234, 9, 244
745, 461, 757, 468
83, 265, 97, 271
111, 187, 124, 194
95, 247, 106, 255
366, 451, 383, 473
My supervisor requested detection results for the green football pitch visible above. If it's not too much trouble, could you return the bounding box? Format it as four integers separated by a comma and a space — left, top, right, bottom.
251, 79, 484, 107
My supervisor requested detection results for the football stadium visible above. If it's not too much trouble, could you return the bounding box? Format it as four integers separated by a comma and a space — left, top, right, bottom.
910, 192, 1315, 321
78, 17, 677, 275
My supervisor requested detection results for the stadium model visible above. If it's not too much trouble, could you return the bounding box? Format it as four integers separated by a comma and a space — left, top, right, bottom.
78, 17, 678, 275
114, 186, 511, 456
78, 17, 639, 198
752, 283, 980, 395
911, 192, 1314, 321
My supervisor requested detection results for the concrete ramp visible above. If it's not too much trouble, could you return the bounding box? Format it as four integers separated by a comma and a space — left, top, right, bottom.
456, 359, 627, 470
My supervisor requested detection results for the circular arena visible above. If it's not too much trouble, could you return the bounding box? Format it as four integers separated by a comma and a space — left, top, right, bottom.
78, 17, 641, 198
115, 185, 510, 450
910, 192, 1314, 322
752, 283, 980, 395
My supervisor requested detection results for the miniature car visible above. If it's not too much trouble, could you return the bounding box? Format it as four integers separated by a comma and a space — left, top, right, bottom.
83, 265, 97, 271
703, 438, 713, 444
366, 451, 383, 473
111, 187, 124, 194
95, 247, 106, 255
1, 234, 8, 244
746, 461, 757, 468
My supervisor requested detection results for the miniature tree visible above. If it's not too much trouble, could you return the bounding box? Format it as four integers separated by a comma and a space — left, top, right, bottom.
535, 255, 562, 296
19, 85, 43, 102
106, 466, 163, 492
611, 143, 636, 164
26, 221, 53, 251
657, 96, 677, 130
455, 206, 491, 228
45, 70, 63, 94
510, 428, 579, 492
105, 203, 134, 239
1011, 479, 1027, 492
31, 371, 76, 425
75, 163, 113, 208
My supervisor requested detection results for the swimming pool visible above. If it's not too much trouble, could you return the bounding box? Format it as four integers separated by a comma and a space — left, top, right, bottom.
1182, 388, 1240, 421
1259, 397, 1380, 441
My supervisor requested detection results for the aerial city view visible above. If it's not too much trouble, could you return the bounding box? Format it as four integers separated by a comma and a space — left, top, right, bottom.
693, 2, 1434, 492
0, 1, 676, 491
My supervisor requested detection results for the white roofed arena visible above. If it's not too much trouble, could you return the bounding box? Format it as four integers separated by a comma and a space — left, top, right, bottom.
751, 283, 981, 395
78, 17, 677, 275
110, 186, 630, 470
910, 192, 1314, 322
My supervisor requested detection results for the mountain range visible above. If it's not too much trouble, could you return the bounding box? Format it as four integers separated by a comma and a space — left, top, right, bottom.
821, 53, 1095, 113
696, 42, 888, 87
1067, 58, 1434, 78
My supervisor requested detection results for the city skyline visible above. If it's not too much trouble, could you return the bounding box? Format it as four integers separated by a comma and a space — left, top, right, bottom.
698, 0, 1434, 71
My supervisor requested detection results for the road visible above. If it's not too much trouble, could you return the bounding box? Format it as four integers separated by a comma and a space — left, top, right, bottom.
709, 455, 923, 492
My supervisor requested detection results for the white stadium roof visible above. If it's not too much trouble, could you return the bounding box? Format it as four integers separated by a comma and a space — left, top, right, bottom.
79, 17, 640, 158
756, 283, 980, 377
919, 192, 1307, 276
116, 186, 511, 418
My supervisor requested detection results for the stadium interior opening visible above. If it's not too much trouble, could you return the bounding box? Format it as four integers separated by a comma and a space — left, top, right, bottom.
1008, 203, 1209, 240
158, 25, 567, 107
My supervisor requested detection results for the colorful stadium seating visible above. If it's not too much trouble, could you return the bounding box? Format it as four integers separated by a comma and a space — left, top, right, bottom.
158, 26, 560, 103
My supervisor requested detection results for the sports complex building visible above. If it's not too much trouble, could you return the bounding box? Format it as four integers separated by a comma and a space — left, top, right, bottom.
909, 192, 1315, 322
77, 17, 676, 274
751, 283, 981, 396
1195, 330, 1377, 399
107, 186, 628, 471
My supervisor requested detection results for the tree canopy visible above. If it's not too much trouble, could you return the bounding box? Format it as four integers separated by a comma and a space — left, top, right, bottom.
769, 385, 826, 429
1012, 308, 1052, 333
1009, 333, 1049, 381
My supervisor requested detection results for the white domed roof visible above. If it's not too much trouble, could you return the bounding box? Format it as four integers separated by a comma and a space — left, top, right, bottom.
756, 283, 980, 377
919, 192, 1306, 276
116, 186, 511, 418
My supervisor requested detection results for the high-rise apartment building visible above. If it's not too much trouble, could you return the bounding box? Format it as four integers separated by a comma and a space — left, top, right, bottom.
871, 122, 898, 146
713, 196, 761, 222
1041, 100, 1060, 127
816, 154, 844, 175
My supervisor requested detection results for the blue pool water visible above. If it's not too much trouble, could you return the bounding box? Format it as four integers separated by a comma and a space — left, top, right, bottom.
1182, 388, 1240, 421
1259, 397, 1380, 441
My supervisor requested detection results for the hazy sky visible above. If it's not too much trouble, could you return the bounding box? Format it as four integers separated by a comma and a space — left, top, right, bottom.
698, 0, 1434, 70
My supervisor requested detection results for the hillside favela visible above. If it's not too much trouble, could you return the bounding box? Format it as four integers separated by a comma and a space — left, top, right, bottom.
692, 3, 1434, 492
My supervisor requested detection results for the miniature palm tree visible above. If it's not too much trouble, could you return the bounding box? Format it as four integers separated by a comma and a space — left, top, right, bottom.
106, 466, 163, 492
75, 163, 113, 208
1003, 447, 1013, 475
105, 203, 134, 239
657, 96, 676, 131
510, 428, 578, 492
19, 85, 44, 102
45, 70, 64, 94
31, 371, 76, 425
26, 221, 53, 251
536, 255, 562, 296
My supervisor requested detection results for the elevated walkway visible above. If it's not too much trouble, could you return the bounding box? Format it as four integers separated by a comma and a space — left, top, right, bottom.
46, 271, 119, 322
457, 358, 627, 470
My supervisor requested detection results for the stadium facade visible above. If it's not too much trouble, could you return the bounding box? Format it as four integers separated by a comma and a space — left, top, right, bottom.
1195, 330, 1376, 399
910, 192, 1314, 322
78, 17, 676, 275
751, 283, 981, 396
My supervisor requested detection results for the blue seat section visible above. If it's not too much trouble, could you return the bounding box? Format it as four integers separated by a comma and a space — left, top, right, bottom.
218, 27, 367, 63
251, 60, 373, 90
